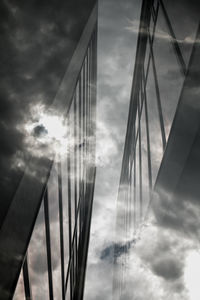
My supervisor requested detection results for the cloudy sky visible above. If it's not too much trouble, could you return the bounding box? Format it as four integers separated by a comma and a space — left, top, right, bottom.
1, 0, 200, 299
85, 1, 200, 300
84, 0, 141, 299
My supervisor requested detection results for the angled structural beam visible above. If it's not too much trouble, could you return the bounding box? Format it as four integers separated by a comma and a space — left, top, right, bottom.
159, 0, 187, 76
73, 168, 96, 300
23, 257, 32, 300
113, 1, 153, 299
0, 3, 98, 299
119, 0, 153, 187
44, 189, 54, 300
155, 23, 200, 194
58, 161, 65, 300
73, 24, 97, 300
113, 2, 200, 300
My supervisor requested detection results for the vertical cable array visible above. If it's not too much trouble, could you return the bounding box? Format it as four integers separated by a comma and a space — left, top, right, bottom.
13, 21, 97, 300
113, 0, 188, 299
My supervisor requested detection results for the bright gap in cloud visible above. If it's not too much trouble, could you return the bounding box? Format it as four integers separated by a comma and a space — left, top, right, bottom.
184, 250, 200, 300
24, 104, 70, 156
38, 114, 67, 141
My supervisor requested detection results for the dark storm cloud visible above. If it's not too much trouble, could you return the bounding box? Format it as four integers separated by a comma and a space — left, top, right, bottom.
100, 239, 135, 263
30, 249, 48, 275
0, 123, 23, 156
100, 244, 114, 262
33, 124, 48, 137
1, 2, 97, 298
153, 193, 196, 235
0, 0, 96, 227
26, 166, 63, 299
151, 256, 183, 281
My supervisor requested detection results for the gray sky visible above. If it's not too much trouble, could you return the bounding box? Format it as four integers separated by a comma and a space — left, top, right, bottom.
85, 1, 200, 300
84, 0, 141, 299
2, 0, 200, 299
